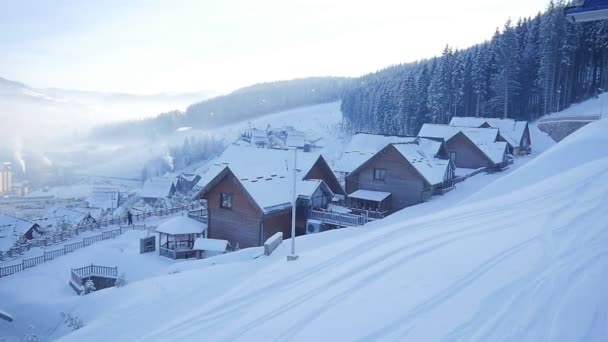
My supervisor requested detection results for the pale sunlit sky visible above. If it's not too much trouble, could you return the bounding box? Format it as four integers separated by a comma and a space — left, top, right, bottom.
0, 0, 550, 95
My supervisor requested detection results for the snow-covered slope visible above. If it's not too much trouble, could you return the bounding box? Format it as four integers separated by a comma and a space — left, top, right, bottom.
544, 91, 608, 118
50, 119, 608, 342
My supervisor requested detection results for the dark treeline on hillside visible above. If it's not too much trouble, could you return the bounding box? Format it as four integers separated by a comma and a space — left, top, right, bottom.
341, 1, 608, 135
91, 77, 349, 141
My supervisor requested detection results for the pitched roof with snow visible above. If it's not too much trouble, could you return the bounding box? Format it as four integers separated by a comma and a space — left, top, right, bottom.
87, 188, 119, 210
156, 216, 207, 235
197, 145, 335, 213
449, 117, 528, 147
419, 124, 499, 144
0, 214, 37, 251
333, 133, 420, 173
140, 177, 175, 199
419, 124, 507, 165
476, 141, 509, 165
391, 143, 452, 186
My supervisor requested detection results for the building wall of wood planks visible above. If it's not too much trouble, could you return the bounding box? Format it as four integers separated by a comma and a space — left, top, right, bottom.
346, 146, 427, 213
446, 133, 492, 169
304, 157, 345, 196
205, 172, 263, 248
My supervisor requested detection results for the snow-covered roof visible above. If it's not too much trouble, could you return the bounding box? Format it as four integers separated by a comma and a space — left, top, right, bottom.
419, 124, 499, 144
193, 238, 228, 252
0, 309, 13, 322
286, 132, 306, 148
348, 189, 391, 202
197, 145, 334, 213
47, 208, 89, 224
477, 141, 509, 165
156, 216, 207, 235
391, 143, 452, 186
449, 117, 527, 147
179, 174, 200, 182
345, 133, 418, 154
333, 133, 420, 173
333, 151, 376, 174
419, 124, 506, 165
250, 129, 268, 145
0, 214, 37, 251
140, 177, 175, 199
87, 188, 119, 210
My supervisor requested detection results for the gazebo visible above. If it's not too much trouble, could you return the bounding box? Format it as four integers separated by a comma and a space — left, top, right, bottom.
156, 216, 207, 259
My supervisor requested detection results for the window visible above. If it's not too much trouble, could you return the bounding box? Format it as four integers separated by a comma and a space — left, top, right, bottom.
373, 168, 386, 181
449, 151, 457, 162
220, 192, 233, 209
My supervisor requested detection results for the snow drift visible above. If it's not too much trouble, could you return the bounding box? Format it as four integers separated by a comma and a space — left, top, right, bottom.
55, 119, 608, 341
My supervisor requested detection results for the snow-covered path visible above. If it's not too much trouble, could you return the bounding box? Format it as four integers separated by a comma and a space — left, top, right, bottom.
55, 120, 608, 342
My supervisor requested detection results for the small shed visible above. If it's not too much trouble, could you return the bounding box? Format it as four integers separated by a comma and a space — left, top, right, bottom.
193, 238, 228, 259
157, 216, 207, 259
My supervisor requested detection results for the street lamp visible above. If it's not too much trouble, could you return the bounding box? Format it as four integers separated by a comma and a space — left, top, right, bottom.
287, 147, 299, 261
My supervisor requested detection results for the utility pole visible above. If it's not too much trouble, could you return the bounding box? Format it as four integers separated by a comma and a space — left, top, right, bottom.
287, 147, 299, 261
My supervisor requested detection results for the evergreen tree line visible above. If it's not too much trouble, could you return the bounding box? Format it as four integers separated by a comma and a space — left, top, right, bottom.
341, 2, 608, 136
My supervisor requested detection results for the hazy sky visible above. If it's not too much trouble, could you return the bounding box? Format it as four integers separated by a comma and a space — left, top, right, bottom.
0, 0, 550, 95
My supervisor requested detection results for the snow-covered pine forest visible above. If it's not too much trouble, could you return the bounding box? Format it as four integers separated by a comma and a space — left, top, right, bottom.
341, 1, 608, 135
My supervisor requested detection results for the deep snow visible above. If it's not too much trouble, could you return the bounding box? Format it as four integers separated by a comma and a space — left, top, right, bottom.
46, 119, 608, 342
0, 119, 564, 342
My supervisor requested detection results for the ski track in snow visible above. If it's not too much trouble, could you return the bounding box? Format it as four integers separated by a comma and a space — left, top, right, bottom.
133, 156, 608, 342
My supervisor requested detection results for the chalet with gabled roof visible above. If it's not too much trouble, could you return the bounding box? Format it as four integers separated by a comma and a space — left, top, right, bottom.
345, 140, 455, 215
418, 124, 509, 170
449, 117, 531, 155
194, 145, 345, 248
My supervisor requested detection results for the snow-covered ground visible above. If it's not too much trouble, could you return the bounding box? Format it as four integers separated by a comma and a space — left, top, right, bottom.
0, 120, 562, 341
544, 91, 608, 119
81, 101, 344, 179
40, 118, 605, 342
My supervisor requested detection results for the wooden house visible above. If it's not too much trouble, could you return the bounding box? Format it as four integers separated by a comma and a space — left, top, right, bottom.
418, 124, 509, 171
333, 133, 428, 186
140, 177, 177, 203
0, 214, 42, 252
449, 117, 531, 155
194, 145, 345, 248
345, 140, 455, 215
175, 173, 202, 193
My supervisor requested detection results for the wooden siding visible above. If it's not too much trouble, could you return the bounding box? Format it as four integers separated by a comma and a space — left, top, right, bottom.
446, 133, 492, 169
304, 157, 345, 196
263, 211, 293, 243
204, 172, 263, 248
346, 146, 428, 213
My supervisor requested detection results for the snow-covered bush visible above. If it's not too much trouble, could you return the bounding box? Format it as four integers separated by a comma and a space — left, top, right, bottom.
115, 273, 127, 288
60, 312, 85, 331
82, 279, 96, 295
55, 217, 73, 234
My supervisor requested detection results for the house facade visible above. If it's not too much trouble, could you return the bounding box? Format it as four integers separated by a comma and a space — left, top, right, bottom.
449, 117, 531, 155
195, 146, 345, 248
345, 142, 455, 215
418, 124, 509, 170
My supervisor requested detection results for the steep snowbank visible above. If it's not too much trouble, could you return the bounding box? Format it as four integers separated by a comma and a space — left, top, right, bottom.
56, 121, 608, 341
467, 119, 606, 203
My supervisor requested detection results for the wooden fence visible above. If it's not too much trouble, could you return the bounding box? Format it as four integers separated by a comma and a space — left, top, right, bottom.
0, 202, 205, 279
0, 225, 158, 278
